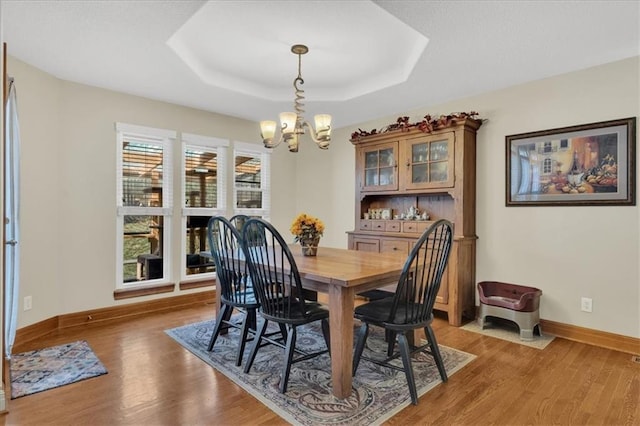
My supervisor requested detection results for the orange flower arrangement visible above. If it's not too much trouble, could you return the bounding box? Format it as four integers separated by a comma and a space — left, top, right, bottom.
290, 213, 325, 243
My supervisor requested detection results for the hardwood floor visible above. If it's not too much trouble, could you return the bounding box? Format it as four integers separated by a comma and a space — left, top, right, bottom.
2, 301, 639, 425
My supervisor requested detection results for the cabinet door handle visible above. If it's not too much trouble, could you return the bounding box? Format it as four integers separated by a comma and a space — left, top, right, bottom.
406, 160, 410, 167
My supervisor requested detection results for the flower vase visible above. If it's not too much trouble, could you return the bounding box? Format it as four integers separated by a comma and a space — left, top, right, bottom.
300, 237, 320, 256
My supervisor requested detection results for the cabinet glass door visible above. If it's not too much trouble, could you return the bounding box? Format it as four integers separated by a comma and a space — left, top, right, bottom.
404, 133, 455, 189
361, 142, 398, 191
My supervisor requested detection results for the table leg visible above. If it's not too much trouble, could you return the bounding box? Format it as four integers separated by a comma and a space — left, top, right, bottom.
328, 284, 355, 399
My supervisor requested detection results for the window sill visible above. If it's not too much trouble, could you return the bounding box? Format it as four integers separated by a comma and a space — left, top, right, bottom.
114, 283, 175, 300
180, 278, 215, 290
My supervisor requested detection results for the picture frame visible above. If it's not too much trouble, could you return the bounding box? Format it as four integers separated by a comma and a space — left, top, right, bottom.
506, 117, 636, 206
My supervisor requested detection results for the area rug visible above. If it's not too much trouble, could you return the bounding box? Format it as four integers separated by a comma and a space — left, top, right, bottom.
461, 318, 555, 350
166, 318, 475, 425
10, 340, 108, 399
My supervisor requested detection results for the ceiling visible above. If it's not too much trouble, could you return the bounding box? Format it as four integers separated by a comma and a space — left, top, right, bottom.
2, 0, 639, 130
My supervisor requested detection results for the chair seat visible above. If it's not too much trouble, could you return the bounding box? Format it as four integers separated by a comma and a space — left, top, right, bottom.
222, 289, 259, 308
355, 296, 432, 328
263, 298, 329, 324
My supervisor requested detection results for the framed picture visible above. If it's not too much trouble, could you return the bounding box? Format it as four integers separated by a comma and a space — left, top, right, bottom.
506, 117, 636, 206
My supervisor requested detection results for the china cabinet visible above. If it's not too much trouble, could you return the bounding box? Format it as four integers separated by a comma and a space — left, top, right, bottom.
348, 118, 482, 326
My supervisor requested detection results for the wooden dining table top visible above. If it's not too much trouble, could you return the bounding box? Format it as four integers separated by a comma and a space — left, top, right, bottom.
287, 244, 407, 287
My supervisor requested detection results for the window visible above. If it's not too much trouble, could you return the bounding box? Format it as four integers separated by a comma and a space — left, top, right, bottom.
114, 127, 272, 296
233, 141, 271, 220
181, 133, 228, 281
116, 123, 175, 288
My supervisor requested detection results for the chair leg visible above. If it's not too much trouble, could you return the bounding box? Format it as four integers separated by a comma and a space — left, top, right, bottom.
278, 323, 288, 342
320, 318, 331, 354
247, 308, 257, 332
424, 325, 447, 382
387, 331, 396, 357
280, 325, 297, 394
208, 304, 231, 351
235, 310, 252, 367
397, 333, 418, 405
352, 323, 369, 375
244, 319, 268, 374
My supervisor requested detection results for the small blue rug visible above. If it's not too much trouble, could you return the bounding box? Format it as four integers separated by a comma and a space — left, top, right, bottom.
10, 340, 108, 399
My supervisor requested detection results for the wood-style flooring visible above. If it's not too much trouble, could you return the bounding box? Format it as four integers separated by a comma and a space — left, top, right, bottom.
2, 301, 639, 425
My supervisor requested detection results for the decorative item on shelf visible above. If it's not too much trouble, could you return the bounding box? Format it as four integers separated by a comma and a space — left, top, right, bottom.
259, 44, 332, 153
290, 213, 325, 256
368, 208, 384, 219
405, 206, 419, 220
351, 111, 481, 141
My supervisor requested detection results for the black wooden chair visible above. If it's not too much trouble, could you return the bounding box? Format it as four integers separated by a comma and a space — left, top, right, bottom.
229, 214, 250, 232
240, 218, 330, 394
352, 219, 454, 405
206, 216, 259, 367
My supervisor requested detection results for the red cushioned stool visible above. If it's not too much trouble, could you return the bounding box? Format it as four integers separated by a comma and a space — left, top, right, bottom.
477, 281, 542, 341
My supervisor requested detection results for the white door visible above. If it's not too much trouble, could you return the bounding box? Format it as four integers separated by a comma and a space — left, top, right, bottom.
4, 78, 20, 357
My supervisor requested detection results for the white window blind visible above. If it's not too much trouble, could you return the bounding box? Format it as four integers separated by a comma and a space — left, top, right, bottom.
233, 141, 271, 219
115, 123, 175, 287
181, 133, 229, 280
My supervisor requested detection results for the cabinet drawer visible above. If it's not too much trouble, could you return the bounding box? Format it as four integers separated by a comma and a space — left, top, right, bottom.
402, 221, 429, 233
381, 239, 409, 256
371, 220, 386, 231
385, 221, 401, 232
359, 220, 372, 230
352, 237, 380, 252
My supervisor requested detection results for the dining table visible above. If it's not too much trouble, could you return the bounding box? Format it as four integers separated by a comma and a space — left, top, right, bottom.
214, 244, 407, 399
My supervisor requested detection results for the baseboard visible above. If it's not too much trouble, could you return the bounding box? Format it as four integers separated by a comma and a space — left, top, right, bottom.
0, 388, 6, 414
14, 317, 59, 349
15, 296, 638, 356
14, 290, 216, 349
540, 319, 639, 355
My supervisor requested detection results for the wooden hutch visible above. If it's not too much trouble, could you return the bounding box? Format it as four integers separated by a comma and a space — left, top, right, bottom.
348, 117, 482, 326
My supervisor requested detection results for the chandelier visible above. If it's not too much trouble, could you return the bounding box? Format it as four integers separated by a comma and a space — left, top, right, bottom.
259, 44, 332, 152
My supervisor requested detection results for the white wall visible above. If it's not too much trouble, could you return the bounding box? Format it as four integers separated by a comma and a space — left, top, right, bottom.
303, 57, 640, 338
8, 56, 297, 327
9, 54, 640, 339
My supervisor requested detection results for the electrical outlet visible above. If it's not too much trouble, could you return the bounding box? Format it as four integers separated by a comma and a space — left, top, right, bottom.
581, 297, 593, 313
23, 296, 32, 311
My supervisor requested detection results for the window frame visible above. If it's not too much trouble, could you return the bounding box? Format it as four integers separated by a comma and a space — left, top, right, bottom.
180, 133, 229, 283
233, 141, 271, 220
115, 122, 175, 290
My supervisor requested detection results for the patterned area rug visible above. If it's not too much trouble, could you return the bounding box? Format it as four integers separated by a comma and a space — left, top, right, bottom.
461, 318, 555, 350
10, 340, 108, 399
166, 318, 475, 425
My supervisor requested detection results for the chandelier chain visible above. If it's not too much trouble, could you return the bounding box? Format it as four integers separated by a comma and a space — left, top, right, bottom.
293, 52, 305, 126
